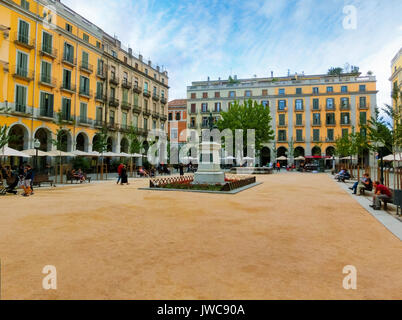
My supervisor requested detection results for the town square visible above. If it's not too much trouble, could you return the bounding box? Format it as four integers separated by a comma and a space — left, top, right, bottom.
0, 0, 402, 305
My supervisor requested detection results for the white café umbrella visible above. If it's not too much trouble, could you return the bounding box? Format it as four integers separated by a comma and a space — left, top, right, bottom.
294, 156, 305, 161
72, 150, 95, 157
0, 146, 31, 158
102, 151, 122, 157
243, 156, 255, 161
340, 156, 358, 161
276, 156, 288, 161
383, 153, 402, 161
47, 150, 76, 157
22, 149, 51, 157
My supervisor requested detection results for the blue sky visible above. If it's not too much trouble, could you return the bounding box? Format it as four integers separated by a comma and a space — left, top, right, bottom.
63, 0, 402, 110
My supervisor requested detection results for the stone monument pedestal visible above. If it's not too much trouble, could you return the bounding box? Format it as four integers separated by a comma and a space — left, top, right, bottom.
193, 141, 225, 185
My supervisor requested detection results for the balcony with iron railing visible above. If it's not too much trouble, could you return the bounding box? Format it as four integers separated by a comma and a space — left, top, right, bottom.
326, 137, 335, 143
95, 93, 107, 103
121, 101, 132, 110
294, 106, 304, 112
39, 74, 57, 88
201, 123, 209, 129
12, 103, 29, 115
80, 61, 93, 74
39, 44, 58, 59
312, 120, 322, 127
133, 104, 142, 113
121, 79, 132, 89
79, 117, 91, 125
143, 89, 151, 97
277, 106, 287, 112
188, 123, 198, 129
143, 108, 151, 116
79, 89, 92, 99
340, 119, 351, 126
109, 75, 119, 86
160, 96, 167, 104
133, 84, 142, 94
294, 121, 304, 127
39, 107, 54, 119
60, 82, 76, 93
340, 103, 351, 110
62, 55, 77, 67
109, 97, 119, 107
120, 124, 130, 132
295, 136, 305, 143
325, 104, 336, 111
14, 32, 35, 49
277, 136, 287, 142
12, 65, 34, 81
359, 103, 369, 110
152, 93, 160, 101
312, 136, 323, 143
277, 122, 287, 128
311, 105, 322, 111
152, 111, 159, 119
94, 120, 105, 128
201, 109, 210, 114
326, 121, 336, 127
96, 66, 107, 79
107, 122, 118, 131
189, 110, 198, 115
160, 113, 167, 121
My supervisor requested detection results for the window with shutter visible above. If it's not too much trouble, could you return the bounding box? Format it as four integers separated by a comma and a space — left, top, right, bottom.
17, 52, 28, 77
42, 32, 52, 53
18, 20, 29, 43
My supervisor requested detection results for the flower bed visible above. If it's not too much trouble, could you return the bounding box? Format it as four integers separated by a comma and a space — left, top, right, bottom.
149, 175, 256, 192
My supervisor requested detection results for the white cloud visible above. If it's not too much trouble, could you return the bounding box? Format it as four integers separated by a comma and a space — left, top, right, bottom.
61, 0, 402, 107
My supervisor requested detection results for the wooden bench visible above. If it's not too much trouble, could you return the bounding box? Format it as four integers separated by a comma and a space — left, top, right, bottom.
33, 174, 53, 187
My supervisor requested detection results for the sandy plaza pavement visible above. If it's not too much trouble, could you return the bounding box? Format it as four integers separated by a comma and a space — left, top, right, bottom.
0, 172, 401, 300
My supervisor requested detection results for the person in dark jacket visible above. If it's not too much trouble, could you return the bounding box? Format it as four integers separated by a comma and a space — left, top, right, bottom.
22, 164, 34, 196
179, 163, 184, 176
120, 165, 129, 185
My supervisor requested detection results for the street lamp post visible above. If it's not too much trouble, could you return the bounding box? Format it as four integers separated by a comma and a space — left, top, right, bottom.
34, 138, 40, 173
375, 141, 385, 185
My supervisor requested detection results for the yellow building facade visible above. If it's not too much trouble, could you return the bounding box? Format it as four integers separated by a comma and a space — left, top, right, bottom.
390, 47, 402, 112
187, 73, 377, 165
0, 0, 168, 160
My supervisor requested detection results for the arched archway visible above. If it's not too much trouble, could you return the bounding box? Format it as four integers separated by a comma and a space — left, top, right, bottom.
326, 146, 335, 157
107, 137, 114, 152
34, 127, 52, 151
8, 124, 29, 150
260, 147, 271, 166
76, 132, 89, 152
294, 146, 305, 158
277, 147, 287, 158
56, 129, 72, 152
120, 137, 129, 153
312, 146, 321, 156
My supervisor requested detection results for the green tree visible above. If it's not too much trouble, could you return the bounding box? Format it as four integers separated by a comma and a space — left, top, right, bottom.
93, 126, 109, 180
328, 67, 343, 76
334, 134, 352, 158
127, 125, 143, 176
217, 99, 274, 157
51, 112, 71, 183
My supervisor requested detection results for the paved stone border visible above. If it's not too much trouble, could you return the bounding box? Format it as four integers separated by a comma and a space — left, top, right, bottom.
331, 175, 402, 241
139, 182, 263, 194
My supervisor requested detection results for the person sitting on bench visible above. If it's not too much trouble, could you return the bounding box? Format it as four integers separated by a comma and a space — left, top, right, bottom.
350, 173, 373, 195
336, 169, 350, 182
370, 181, 392, 210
